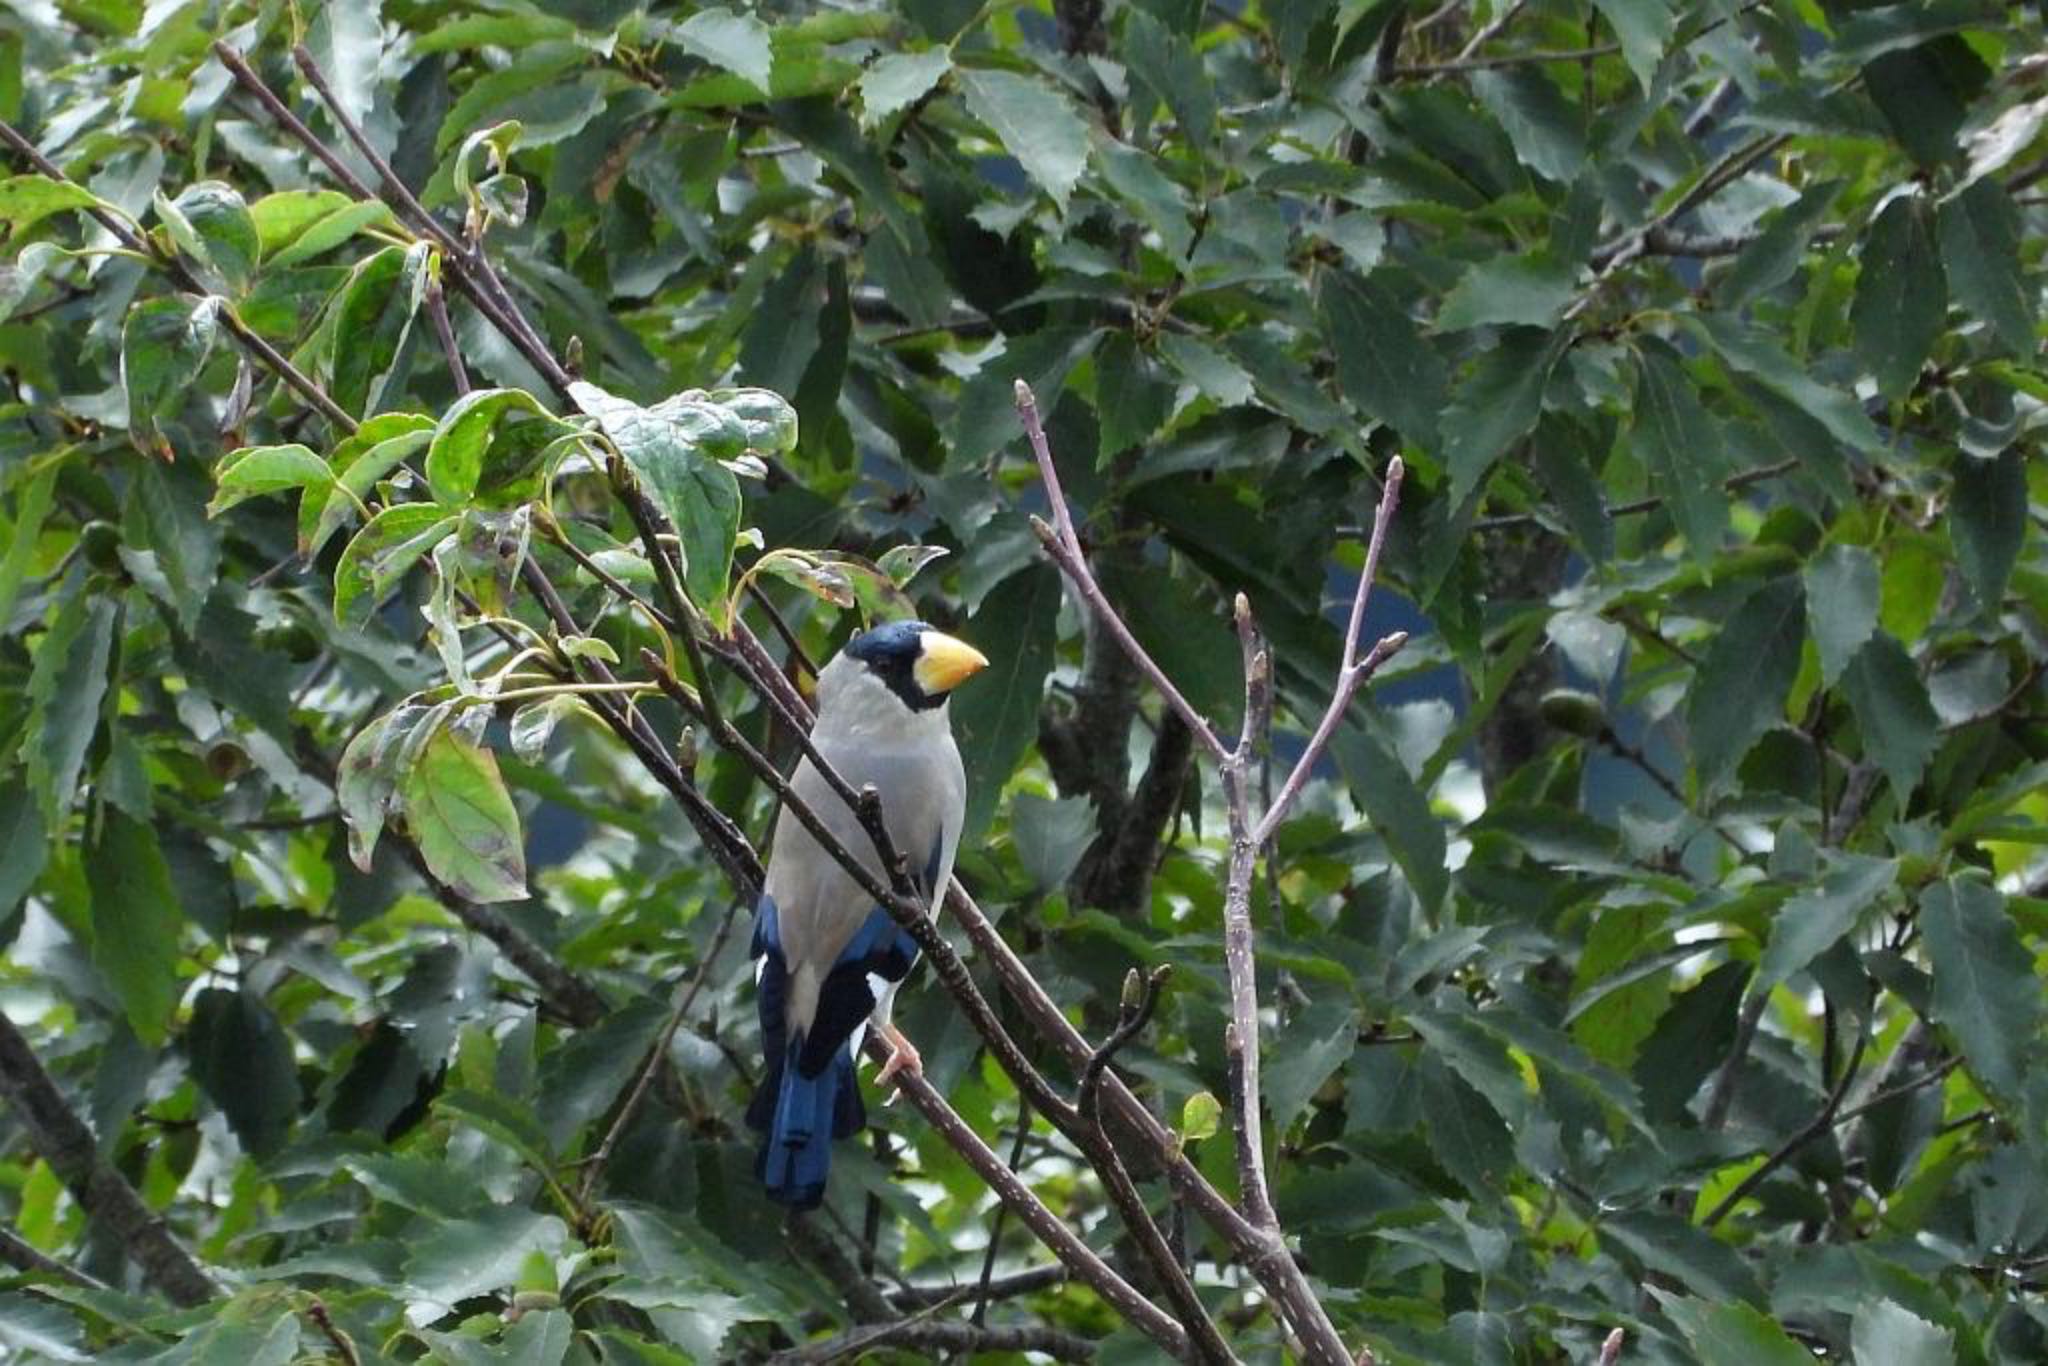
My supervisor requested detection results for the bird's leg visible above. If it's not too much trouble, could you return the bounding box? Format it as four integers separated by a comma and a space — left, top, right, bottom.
873, 1022, 923, 1092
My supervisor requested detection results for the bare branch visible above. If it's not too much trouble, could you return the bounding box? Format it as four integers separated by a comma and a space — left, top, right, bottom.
0, 1226, 111, 1292
890, 1264, 1069, 1311
1016, 381, 1229, 764
772, 1314, 1097, 1364
863, 1034, 1190, 1358
1701, 1028, 1868, 1227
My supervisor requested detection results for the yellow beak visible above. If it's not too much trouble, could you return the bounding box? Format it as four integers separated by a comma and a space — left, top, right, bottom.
912, 631, 990, 695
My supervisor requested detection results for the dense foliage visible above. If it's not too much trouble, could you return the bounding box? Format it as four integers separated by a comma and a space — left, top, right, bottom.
0, 0, 2046, 1360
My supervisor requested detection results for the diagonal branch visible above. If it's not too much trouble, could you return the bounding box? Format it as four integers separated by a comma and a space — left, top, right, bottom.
0, 1013, 216, 1305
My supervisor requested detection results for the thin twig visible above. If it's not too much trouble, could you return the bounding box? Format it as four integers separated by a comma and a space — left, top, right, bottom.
306, 1301, 361, 1366
424, 281, 470, 395
1017, 381, 1229, 764
1701, 1028, 1868, 1227
575, 900, 743, 1208
0, 1227, 111, 1291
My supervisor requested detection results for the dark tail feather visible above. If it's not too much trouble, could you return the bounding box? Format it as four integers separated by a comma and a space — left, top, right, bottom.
755, 1040, 865, 1209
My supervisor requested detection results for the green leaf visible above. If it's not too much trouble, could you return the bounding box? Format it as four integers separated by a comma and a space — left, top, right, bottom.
1851, 193, 1947, 401
1803, 544, 1880, 687
248, 188, 352, 255
1950, 447, 2025, 615
1444, 327, 1565, 503
1754, 854, 1896, 998
208, 444, 334, 518
1121, 7, 1215, 148
24, 581, 116, 824
0, 1292, 89, 1362
1720, 179, 1843, 307
1266, 999, 1356, 1134
1602, 1210, 1763, 1307
1632, 342, 1727, 559
329, 243, 431, 419
1841, 633, 1938, 803
1436, 254, 1576, 331
1320, 271, 1445, 447
1920, 878, 2038, 1105
1470, 67, 1584, 184
859, 49, 950, 127
876, 544, 948, 587
1009, 792, 1094, 892
1180, 1091, 1221, 1144
956, 69, 1090, 213
1158, 332, 1255, 407
121, 294, 220, 460
0, 462, 55, 630
337, 702, 437, 871
1591, 0, 1672, 91
1331, 721, 1449, 915
1692, 313, 1884, 457
0, 175, 111, 235
161, 181, 259, 295
267, 199, 395, 270
85, 811, 184, 1046
333, 504, 460, 625
951, 566, 1058, 840
1658, 1294, 1816, 1366
1937, 179, 2035, 355
1850, 1299, 1955, 1366
1687, 575, 1803, 789
401, 727, 528, 904
187, 987, 300, 1156
570, 380, 745, 613
426, 387, 559, 506
301, 414, 437, 559
405, 1206, 567, 1308
675, 7, 774, 92
0, 785, 45, 931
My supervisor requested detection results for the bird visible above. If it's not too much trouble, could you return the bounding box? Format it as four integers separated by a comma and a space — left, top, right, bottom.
747, 619, 988, 1208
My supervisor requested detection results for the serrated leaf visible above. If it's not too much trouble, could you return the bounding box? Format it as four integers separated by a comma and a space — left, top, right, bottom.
570, 380, 743, 614
1692, 313, 1884, 457
1804, 544, 1880, 686
1720, 179, 1843, 307
1852, 194, 1947, 401
859, 48, 950, 126
1121, 7, 1215, 148
1950, 447, 2025, 615
1842, 633, 1938, 803
187, 987, 300, 1156
208, 444, 334, 517
0, 1293, 89, 1362
1633, 342, 1727, 560
1471, 67, 1584, 183
24, 581, 116, 825
1658, 1294, 1815, 1366
0, 786, 46, 931
956, 69, 1090, 213
85, 812, 184, 1046
1920, 878, 2039, 1105
1320, 271, 1445, 447
401, 727, 527, 903
1592, 0, 1672, 91
1687, 575, 1803, 789
675, 8, 774, 92
1436, 254, 1576, 331
333, 504, 459, 625
1850, 1299, 1955, 1366
405, 1205, 567, 1308
1937, 179, 2035, 355
1445, 327, 1565, 503
1158, 332, 1255, 407
1755, 855, 1896, 998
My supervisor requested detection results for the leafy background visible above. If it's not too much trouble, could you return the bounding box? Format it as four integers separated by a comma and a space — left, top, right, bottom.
0, 0, 2046, 1361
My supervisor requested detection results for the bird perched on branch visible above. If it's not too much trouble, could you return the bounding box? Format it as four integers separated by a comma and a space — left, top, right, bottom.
748, 620, 988, 1208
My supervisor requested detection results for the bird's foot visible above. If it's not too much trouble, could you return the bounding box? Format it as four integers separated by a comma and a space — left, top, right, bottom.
874, 1024, 923, 1100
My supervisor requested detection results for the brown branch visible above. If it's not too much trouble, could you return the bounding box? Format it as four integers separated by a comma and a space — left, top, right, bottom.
0, 1013, 216, 1306
1018, 381, 1229, 765
863, 1034, 1190, 1358
1471, 458, 1799, 534
1700, 1028, 1868, 1228
424, 281, 470, 395
0, 1226, 111, 1292
890, 1264, 1069, 1311
306, 1301, 361, 1366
